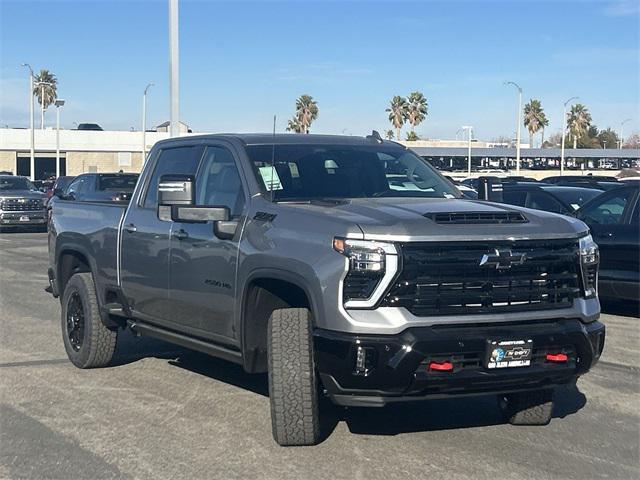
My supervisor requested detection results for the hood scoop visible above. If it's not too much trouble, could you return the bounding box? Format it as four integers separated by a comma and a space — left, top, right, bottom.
424, 211, 528, 225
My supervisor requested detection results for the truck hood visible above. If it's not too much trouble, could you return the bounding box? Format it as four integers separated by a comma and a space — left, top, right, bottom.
0, 190, 46, 200
280, 197, 588, 241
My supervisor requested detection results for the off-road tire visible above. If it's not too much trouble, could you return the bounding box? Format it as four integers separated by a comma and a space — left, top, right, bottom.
268, 308, 321, 446
61, 272, 117, 368
499, 389, 554, 425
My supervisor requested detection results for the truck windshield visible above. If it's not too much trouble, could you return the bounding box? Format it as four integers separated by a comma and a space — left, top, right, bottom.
246, 144, 460, 201
0, 177, 36, 191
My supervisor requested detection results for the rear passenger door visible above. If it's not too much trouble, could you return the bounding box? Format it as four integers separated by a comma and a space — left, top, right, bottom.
168, 144, 247, 342
120, 145, 203, 324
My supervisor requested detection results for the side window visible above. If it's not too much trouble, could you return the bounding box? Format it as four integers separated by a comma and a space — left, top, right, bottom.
526, 191, 566, 214
143, 146, 202, 208
66, 176, 85, 198
502, 189, 527, 207
579, 189, 633, 225
630, 198, 639, 225
195, 146, 245, 216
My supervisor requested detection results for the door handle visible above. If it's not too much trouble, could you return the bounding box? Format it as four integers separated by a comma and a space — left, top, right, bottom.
173, 229, 188, 240
124, 223, 137, 233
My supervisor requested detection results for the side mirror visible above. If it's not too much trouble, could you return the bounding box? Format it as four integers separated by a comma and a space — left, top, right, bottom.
65, 191, 76, 201
53, 188, 64, 198
158, 174, 195, 206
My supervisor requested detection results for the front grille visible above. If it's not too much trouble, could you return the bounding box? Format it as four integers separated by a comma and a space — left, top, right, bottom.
425, 211, 528, 225
1, 198, 43, 211
382, 240, 581, 316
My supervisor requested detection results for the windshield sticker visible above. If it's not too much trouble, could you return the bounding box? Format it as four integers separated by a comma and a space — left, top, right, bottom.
259, 166, 283, 191
288, 162, 300, 178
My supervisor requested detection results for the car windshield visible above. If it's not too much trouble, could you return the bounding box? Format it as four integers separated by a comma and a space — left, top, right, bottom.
98, 175, 139, 191
549, 188, 603, 211
0, 177, 36, 191
246, 144, 460, 201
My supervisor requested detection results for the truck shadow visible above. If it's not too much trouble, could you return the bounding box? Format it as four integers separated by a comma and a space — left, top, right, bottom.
112, 332, 587, 441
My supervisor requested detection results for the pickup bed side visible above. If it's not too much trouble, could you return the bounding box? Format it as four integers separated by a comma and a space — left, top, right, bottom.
48, 200, 125, 307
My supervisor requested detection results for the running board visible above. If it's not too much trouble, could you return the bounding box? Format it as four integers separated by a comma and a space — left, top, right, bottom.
128, 321, 243, 365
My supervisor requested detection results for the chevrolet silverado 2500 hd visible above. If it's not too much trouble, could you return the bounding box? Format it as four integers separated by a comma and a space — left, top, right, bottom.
48, 134, 605, 446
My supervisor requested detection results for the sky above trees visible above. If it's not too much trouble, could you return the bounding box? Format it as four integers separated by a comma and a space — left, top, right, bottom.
1, 0, 638, 140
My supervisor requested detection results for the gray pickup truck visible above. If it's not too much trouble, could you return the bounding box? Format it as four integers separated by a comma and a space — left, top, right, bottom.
48, 134, 605, 446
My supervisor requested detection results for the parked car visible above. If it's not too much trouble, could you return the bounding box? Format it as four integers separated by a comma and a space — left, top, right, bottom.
542, 175, 621, 191
76, 123, 103, 131
500, 184, 604, 215
61, 173, 139, 203
0, 175, 47, 230
48, 134, 604, 446
575, 182, 639, 303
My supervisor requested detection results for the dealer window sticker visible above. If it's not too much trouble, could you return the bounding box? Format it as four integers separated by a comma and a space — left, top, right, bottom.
259, 166, 283, 191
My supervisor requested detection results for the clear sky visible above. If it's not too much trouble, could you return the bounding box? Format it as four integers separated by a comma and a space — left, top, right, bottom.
1, 0, 638, 142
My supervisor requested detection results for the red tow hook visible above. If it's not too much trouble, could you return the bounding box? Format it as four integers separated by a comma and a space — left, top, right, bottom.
546, 353, 568, 363
428, 361, 453, 372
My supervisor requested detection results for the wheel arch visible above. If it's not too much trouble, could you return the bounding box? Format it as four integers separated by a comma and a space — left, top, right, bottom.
240, 268, 320, 373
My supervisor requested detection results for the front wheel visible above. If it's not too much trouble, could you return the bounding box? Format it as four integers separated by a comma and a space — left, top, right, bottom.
499, 389, 554, 425
61, 272, 117, 368
268, 308, 321, 446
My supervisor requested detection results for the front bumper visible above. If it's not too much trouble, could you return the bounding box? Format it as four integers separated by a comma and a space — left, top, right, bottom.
314, 319, 605, 407
0, 211, 47, 225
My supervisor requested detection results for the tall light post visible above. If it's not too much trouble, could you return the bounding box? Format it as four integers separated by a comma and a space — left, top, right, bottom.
35, 81, 54, 129
142, 82, 154, 162
505, 82, 522, 175
619, 118, 632, 149
169, 0, 179, 137
462, 125, 473, 175
55, 99, 65, 178
21, 63, 35, 180
560, 96, 578, 175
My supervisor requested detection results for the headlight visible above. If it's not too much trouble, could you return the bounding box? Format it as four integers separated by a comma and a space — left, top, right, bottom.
333, 238, 398, 308
579, 234, 599, 299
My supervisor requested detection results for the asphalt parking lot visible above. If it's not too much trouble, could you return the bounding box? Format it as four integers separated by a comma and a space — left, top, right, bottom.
0, 231, 638, 480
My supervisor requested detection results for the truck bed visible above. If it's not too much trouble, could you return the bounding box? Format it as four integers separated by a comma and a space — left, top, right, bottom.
49, 200, 126, 298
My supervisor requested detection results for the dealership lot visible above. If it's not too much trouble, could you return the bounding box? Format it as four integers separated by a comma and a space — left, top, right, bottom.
0, 232, 638, 480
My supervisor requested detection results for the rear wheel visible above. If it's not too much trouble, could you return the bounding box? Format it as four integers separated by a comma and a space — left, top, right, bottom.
499, 389, 554, 425
268, 308, 321, 446
61, 272, 117, 368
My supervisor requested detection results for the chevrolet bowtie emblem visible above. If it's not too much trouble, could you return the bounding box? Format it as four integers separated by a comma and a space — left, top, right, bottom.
479, 249, 526, 269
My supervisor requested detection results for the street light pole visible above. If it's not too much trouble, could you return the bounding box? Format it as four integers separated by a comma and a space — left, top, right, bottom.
169, 0, 179, 137
561, 96, 578, 176
55, 99, 65, 178
462, 125, 473, 175
21, 63, 35, 180
505, 81, 522, 175
34, 81, 54, 130
619, 118, 632, 149
142, 83, 154, 162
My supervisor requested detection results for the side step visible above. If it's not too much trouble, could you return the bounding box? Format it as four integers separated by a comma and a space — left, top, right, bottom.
128, 320, 243, 365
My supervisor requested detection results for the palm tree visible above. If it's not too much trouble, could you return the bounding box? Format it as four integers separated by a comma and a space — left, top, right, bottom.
406, 91, 428, 132
33, 69, 58, 129
539, 113, 549, 147
385, 129, 395, 140
567, 104, 592, 148
406, 131, 419, 141
523, 99, 545, 148
286, 116, 303, 133
294, 94, 318, 134
386, 95, 408, 140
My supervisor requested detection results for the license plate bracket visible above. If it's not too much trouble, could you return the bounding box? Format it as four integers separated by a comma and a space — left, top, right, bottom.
486, 339, 533, 369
